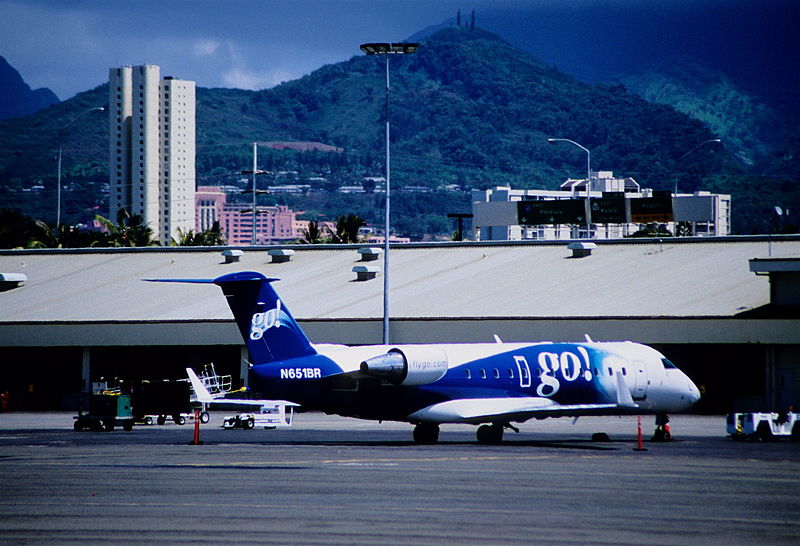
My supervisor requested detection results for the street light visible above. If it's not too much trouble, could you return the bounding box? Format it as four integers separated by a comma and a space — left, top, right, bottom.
548, 138, 592, 238
675, 138, 721, 193
240, 142, 273, 245
360, 41, 419, 345
56, 106, 104, 227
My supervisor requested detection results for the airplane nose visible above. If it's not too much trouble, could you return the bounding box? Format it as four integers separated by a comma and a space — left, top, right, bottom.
687, 380, 701, 405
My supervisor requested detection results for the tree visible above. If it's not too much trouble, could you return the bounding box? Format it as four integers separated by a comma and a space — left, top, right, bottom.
173, 221, 226, 246
94, 208, 158, 247
299, 220, 325, 244
0, 209, 39, 248
327, 214, 365, 243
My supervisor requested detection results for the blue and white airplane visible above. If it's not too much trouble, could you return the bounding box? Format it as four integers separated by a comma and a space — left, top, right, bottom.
156, 271, 700, 444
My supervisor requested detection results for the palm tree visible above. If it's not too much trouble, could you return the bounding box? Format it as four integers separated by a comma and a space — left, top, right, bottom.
94, 208, 158, 247
173, 221, 226, 246
328, 214, 366, 244
300, 220, 325, 244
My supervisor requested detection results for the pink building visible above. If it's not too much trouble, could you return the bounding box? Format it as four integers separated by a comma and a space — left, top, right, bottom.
195, 186, 298, 245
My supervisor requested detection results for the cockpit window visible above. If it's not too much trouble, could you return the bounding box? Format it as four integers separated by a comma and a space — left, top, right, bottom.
662, 358, 678, 369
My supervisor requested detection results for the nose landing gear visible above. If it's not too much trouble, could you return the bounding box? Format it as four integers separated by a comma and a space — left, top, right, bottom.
652, 413, 672, 441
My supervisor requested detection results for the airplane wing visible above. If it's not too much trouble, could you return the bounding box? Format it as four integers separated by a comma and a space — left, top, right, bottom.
407, 397, 633, 424
186, 368, 299, 408
410, 368, 640, 424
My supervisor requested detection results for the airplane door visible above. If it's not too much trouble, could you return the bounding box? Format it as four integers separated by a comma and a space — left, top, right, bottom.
632, 360, 647, 400
514, 356, 531, 388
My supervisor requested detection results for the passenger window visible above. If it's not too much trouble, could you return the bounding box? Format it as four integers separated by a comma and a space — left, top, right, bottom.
522, 367, 528, 379
507, 368, 515, 379
465, 369, 471, 380
622, 368, 627, 376
480, 369, 487, 379
608, 368, 614, 376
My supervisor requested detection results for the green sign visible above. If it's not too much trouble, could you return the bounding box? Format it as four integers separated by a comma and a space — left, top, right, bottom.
631, 196, 673, 223
517, 200, 587, 225
589, 198, 629, 224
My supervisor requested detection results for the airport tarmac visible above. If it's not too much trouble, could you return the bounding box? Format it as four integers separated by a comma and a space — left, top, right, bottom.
0, 412, 798, 544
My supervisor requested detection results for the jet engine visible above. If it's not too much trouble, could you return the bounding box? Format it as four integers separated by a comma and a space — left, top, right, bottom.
360, 347, 449, 386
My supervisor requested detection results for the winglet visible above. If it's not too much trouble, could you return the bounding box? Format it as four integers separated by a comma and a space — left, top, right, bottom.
187, 367, 214, 403
615, 371, 637, 408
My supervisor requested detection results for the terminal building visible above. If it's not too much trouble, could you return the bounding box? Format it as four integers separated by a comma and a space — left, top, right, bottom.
0, 237, 798, 413
473, 172, 731, 240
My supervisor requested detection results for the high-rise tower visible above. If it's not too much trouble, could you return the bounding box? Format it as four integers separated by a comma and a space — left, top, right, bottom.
108, 65, 195, 244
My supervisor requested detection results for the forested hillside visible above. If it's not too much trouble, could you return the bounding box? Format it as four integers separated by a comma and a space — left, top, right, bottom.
0, 26, 796, 236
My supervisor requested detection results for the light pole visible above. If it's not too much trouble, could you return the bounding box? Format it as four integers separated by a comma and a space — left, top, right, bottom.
240, 142, 271, 245
675, 138, 721, 193
548, 138, 592, 238
56, 106, 104, 227
360, 41, 419, 345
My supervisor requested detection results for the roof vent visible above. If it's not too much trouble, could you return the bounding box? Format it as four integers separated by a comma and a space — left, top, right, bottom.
221, 249, 244, 264
357, 247, 382, 262
352, 265, 380, 281
0, 272, 27, 291
268, 248, 295, 263
567, 242, 596, 258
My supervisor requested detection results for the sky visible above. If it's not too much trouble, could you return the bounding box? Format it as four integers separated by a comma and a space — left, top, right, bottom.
1, 0, 798, 108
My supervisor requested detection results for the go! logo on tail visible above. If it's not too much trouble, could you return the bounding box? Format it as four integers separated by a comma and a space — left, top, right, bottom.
250, 300, 282, 340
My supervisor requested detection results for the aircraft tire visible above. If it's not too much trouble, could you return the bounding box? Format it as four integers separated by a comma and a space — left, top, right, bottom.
122, 420, 134, 432
200, 412, 210, 424
173, 414, 186, 425
243, 418, 254, 430
756, 421, 774, 442
477, 424, 503, 445
144, 416, 153, 425
157, 415, 166, 426
413, 423, 439, 444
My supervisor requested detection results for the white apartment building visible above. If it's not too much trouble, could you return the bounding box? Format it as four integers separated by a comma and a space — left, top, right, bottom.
109, 65, 195, 244
472, 171, 731, 240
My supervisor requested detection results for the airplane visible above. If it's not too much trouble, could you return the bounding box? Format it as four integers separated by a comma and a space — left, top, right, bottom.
150, 271, 701, 444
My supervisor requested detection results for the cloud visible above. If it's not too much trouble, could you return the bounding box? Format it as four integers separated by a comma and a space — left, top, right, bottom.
222, 67, 297, 90
193, 39, 220, 57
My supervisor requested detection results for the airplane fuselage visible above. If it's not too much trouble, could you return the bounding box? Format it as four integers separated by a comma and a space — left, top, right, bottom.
249, 340, 700, 425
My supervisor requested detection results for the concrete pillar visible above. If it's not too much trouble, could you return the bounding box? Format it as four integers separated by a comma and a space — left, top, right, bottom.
239, 346, 249, 389
81, 347, 91, 393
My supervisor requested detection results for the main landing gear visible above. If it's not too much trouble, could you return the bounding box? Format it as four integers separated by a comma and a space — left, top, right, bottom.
413, 423, 439, 444
412, 422, 518, 444
476, 424, 504, 445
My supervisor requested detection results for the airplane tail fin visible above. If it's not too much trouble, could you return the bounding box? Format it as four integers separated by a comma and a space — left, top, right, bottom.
213, 271, 316, 364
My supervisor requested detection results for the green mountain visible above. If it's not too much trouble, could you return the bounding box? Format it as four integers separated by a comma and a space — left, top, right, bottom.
618, 56, 792, 168
0, 26, 795, 236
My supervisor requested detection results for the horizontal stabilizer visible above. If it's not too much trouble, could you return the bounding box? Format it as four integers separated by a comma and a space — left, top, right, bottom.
143, 278, 215, 283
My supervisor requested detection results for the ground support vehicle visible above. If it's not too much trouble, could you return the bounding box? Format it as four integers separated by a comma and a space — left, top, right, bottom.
131, 381, 193, 425
727, 412, 800, 441
74, 394, 134, 432
138, 411, 210, 426
222, 403, 295, 430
